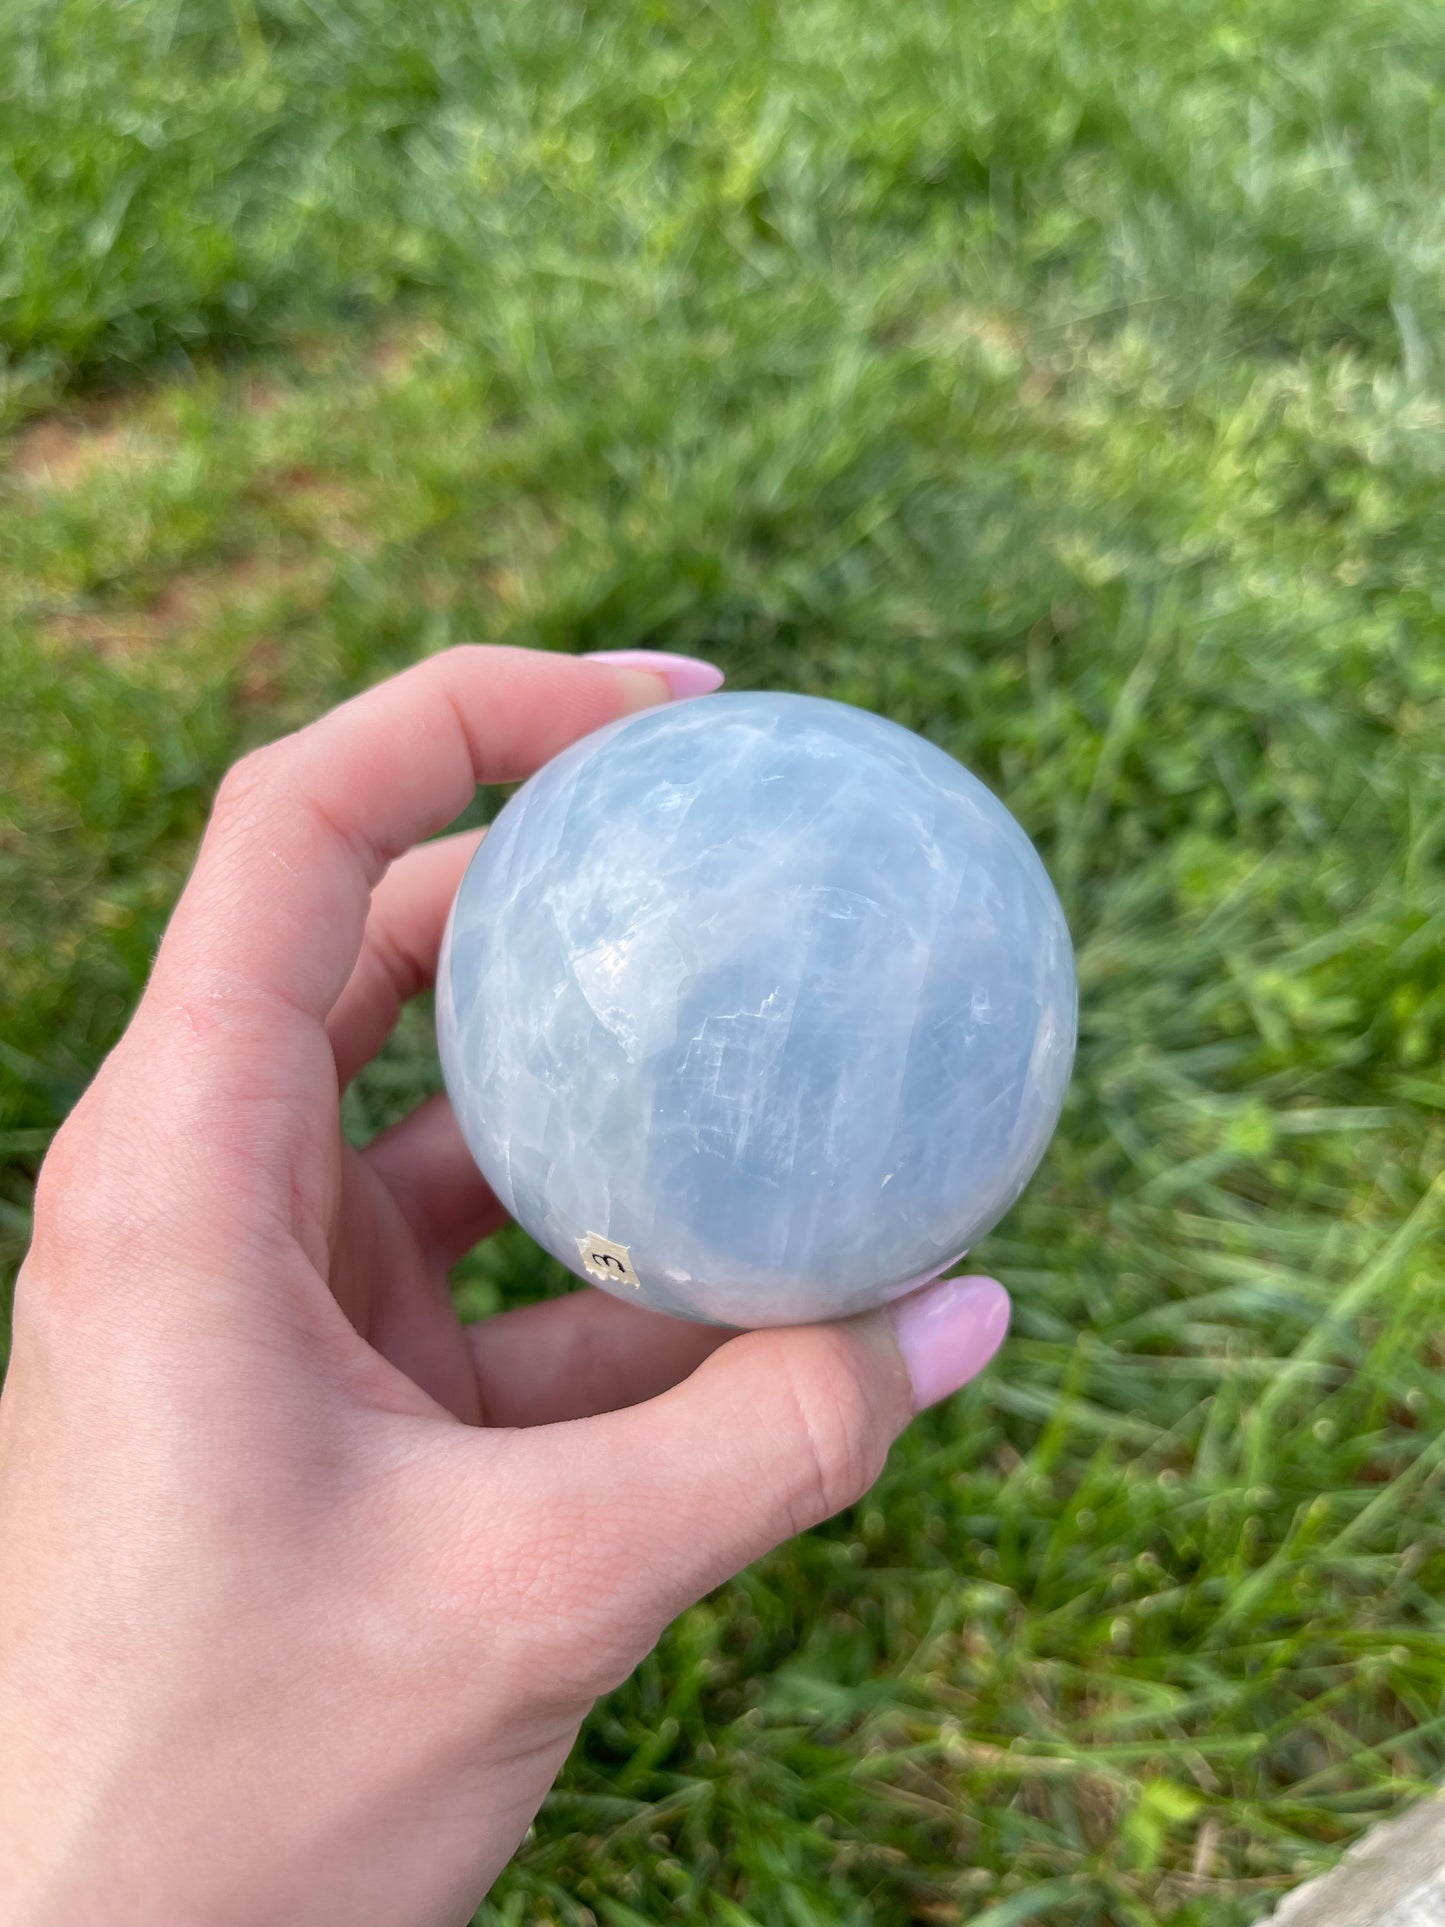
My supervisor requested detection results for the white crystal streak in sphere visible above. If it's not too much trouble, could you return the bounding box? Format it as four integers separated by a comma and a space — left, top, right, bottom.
437, 692, 1076, 1327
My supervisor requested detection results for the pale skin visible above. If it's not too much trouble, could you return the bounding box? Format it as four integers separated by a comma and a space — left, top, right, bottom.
0, 647, 1010, 1927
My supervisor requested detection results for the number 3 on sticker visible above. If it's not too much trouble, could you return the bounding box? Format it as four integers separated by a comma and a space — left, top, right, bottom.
576, 1234, 641, 1289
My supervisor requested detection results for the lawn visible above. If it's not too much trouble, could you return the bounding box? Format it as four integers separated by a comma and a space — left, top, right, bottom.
2, 0, 1444, 1920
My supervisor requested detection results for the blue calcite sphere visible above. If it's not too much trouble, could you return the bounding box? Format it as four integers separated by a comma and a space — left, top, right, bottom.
437, 692, 1075, 1327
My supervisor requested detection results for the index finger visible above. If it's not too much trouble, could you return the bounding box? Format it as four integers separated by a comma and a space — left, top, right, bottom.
151, 646, 679, 1029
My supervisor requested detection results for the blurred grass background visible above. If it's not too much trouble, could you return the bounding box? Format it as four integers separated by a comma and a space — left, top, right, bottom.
2, 0, 1444, 1920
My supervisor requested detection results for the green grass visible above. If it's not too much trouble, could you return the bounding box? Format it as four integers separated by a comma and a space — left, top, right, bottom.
3, 0, 1444, 1920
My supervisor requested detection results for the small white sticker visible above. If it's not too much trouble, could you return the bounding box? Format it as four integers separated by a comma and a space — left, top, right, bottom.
577, 1233, 641, 1289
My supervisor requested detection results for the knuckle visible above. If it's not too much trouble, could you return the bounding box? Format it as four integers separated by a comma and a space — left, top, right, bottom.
211, 741, 286, 826
29, 1113, 105, 1261
22, 1080, 202, 1329
17, 1118, 118, 1339
778, 1329, 890, 1530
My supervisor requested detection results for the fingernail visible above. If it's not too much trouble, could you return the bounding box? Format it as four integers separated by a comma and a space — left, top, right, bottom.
888, 1275, 1011, 1411
584, 649, 726, 700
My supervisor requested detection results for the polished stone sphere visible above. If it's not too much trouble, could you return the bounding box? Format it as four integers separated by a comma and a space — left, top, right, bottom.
437, 692, 1075, 1327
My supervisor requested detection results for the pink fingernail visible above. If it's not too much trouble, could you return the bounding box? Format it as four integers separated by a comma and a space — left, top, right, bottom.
584, 649, 726, 700
889, 1275, 1011, 1411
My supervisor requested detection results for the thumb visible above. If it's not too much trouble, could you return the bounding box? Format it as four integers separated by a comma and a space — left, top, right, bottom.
558, 1274, 1010, 1629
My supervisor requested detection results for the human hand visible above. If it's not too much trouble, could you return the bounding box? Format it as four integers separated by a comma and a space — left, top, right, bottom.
0, 646, 1010, 1927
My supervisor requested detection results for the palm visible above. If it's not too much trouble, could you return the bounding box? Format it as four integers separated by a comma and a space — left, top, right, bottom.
332, 1136, 486, 1424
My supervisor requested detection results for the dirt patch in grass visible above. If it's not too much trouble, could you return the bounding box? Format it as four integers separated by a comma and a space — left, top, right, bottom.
10, 368, 289, 493
44, 555, 328, 662
259, 465, 376, 552
11, 407, 163, 491
364, 319, 445, 384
